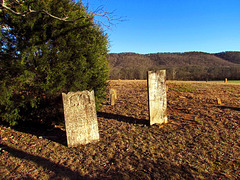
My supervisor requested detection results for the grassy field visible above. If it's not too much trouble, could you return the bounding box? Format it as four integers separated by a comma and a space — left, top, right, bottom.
0, 80, 240, 179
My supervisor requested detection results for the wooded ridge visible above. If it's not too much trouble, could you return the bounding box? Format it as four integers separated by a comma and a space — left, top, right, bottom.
107, 51, 240, 80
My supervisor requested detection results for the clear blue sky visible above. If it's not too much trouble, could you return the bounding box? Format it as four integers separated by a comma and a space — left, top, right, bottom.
82, 0, 240, 54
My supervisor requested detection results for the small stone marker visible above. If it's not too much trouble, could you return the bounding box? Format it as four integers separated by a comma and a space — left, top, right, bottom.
148, 70, 168, 125
62, 90, 99, 147
110, 88, 117, 105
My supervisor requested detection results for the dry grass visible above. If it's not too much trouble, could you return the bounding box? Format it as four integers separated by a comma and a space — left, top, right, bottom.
1, 80, 240, 179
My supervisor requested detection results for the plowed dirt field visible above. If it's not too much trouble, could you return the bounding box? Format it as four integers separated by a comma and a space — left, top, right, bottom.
1, 80, 239, 179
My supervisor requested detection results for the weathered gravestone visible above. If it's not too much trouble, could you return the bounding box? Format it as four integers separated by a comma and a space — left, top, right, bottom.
62, 90, 99, 147
148, 70, 168, 125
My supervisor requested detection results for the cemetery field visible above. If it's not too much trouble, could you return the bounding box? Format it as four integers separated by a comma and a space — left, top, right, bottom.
1, 80, 240, 179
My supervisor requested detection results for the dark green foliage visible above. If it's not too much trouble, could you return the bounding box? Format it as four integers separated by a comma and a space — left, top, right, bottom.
1, 0, 109, 126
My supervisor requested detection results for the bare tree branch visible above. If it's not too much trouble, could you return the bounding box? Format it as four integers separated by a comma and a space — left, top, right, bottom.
0, 0, 88, 22
0, 0, 124, 26
91, 5, 125, 28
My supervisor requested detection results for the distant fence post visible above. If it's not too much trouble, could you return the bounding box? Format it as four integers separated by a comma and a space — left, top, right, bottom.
62, 90, 99, 147
148, 70, 168, 125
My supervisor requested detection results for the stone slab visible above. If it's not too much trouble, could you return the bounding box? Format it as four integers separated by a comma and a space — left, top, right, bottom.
148, 70, 168, 125
62, 90, 99, 147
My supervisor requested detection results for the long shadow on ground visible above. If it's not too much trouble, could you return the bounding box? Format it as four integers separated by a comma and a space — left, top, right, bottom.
97, 112, 149, 125
217, 105, 240, 111
0, 143, 93, 179
14, 122, 67, 146
1, 143, 197, 179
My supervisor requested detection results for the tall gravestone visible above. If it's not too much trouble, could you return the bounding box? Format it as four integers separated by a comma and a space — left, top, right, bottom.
62, 90, 99, 147
148, 70, 168, 125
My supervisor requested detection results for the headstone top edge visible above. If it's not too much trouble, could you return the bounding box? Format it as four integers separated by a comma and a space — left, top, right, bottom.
62, 90, 94, 96
148, 70, 166, 75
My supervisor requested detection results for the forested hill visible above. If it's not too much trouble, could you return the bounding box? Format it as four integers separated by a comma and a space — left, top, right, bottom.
215, 51, 240, 64
108, 51, 238, 68
107, 51, 240, 80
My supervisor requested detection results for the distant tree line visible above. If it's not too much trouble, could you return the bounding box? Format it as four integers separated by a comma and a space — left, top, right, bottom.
109, 66, 240, 81
166, 66, 240, 81
108, 52, 240, 81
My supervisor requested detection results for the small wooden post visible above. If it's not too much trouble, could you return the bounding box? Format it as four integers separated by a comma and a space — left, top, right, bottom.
217, 98, 222, 105
225, 78, 228, 83
110, 88, 117, 106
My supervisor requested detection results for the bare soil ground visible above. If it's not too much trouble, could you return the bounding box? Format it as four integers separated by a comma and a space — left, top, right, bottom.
1, 80, 240, 179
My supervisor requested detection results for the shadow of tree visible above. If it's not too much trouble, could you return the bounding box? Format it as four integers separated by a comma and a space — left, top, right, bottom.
14, 122, 67, 146
2, 141, 198, 179
0, 143, 93, 179
97, 112, 149, 125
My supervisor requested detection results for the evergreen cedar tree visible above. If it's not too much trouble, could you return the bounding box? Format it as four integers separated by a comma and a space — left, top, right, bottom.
0, 0, 109, 126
